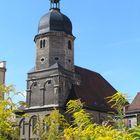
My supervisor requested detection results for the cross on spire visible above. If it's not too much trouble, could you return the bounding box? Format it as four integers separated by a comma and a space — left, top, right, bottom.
50, 0, 60, 10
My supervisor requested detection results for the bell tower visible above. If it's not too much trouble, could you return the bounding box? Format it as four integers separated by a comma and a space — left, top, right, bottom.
26, 0, 76, 108
20, 1, 79, 139
34, 0, 75, 72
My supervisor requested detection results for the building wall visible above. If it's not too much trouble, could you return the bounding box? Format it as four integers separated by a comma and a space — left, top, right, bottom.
18, 110, 51, 140
0, 61, 6, 85
26, 68, 75, 108
87, 109, 110, 124
125, 116, 137, 128
35, 32, 75, 72
18, 108, 110, 140
0, 61, 6, 99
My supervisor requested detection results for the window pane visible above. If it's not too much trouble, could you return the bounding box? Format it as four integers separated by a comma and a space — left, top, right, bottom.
43, 40, 46, 48
32, 117, 37, 134
40, 40, 43, 48
68, 40, 72, 50
22, 119, 25, 135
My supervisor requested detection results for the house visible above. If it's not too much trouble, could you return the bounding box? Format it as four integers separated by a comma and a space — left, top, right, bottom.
125, 92, 140, 128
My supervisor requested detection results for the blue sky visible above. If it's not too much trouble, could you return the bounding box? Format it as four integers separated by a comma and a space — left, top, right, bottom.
0, 0, 140, 102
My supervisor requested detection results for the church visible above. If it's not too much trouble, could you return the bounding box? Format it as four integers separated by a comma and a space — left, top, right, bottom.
18, 0, 117, 139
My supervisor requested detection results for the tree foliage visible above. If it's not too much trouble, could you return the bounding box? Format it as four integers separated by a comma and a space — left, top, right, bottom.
106, 92, 128, 130
0, 85, 139, 140
34, 96, 135, 140
0, 85, 20, 140
63, 99, 134, 140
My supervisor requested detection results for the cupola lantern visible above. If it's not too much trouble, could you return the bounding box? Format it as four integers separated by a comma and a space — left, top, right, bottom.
50, 0, 60, 10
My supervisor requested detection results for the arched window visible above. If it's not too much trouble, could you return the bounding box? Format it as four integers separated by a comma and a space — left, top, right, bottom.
43, 115, 49, 131
40, 39, 46, 48
32, 116, 37, 134
68, 40, 72, 50
45, 79, 52, 86
40, 40, 43, 48
33, 81, 37, 87
22, 119, 25, 135
43, 40, 46, 48
19, 118, 25, 136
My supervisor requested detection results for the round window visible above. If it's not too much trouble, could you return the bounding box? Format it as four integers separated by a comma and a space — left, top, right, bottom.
55, 57, 59, 61
40, 57, 45, 63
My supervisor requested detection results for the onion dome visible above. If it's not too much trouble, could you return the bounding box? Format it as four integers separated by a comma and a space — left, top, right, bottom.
38, 0, 73, 35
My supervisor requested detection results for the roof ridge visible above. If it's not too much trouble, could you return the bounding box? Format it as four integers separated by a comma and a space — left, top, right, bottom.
75, 65, 99, 75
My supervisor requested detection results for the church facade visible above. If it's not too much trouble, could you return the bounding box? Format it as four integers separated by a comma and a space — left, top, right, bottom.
18, 0, 117, 139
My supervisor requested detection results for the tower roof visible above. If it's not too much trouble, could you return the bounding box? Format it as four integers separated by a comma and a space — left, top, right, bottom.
38, 0, 72, 35
126, 92, 140, 113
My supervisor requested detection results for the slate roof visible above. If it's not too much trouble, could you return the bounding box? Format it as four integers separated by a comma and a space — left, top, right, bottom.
38, 9, 72, 35
68, 66, 117, 112
126, 92, 140, 113
28, 63, 63, 73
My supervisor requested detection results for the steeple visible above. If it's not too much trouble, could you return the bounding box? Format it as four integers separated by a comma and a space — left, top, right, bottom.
50, 0, 60, 10
34, 0, 74, 72
26, 0, 75, 108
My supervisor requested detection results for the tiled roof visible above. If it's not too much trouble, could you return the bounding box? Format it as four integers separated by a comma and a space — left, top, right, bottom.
126, 92, 140, 113
68, 66, 117, 112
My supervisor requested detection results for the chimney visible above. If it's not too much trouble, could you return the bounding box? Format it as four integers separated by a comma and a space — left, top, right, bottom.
0, 61, 6, 99
0, 61, 6, 85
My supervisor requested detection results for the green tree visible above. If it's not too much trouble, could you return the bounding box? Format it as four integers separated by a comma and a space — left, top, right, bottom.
63, 99, 134, 140
106, 92, 128, 130
34, 98, 134, 140
0, 85, 21, 140
33, 109, 69, 140
133, 125, 140, 140
0, 85, 136, 140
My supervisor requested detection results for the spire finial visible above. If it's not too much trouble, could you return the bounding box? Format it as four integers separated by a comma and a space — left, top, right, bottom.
50, 0, 60, 10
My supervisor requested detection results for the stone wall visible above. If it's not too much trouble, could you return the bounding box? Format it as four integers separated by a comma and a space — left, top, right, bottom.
0, 61, 6, 85
35, 32, 75, 72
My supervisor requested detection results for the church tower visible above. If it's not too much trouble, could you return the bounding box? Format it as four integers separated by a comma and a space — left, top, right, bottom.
35, 0, 75, 72
18, 1, 118, 139
26, 0, 76, 108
